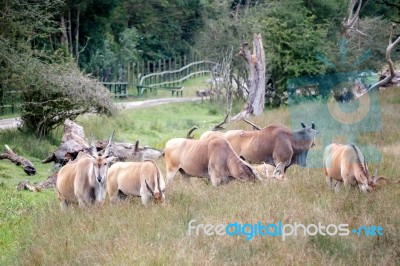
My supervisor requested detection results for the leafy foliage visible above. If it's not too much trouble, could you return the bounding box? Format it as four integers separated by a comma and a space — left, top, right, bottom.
0, 0, 116, 137
260, 0, 328, 93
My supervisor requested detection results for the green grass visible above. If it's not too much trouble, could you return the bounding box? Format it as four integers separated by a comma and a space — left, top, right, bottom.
1, 87, 400, 265
76, 101, 225, 149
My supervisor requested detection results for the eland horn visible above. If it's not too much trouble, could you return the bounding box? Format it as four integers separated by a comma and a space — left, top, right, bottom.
145, 179, 155, 197
103, 130, 115, 157
89, 132, 97, 156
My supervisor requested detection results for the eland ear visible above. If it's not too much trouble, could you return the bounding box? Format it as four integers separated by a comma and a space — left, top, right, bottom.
311, 122, 315, 129
301, 121, 306, 128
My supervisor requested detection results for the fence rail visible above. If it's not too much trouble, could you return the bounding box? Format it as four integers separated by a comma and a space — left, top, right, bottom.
136, 60, 216, 96
101, 82, 128, 97
139, 60, 216, 87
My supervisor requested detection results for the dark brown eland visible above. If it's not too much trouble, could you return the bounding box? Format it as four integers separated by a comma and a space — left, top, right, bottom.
200, 122, 318, 179
56, 132, 115, 209
164, 137, 260, 186
107, 159, 166, 205
323, 143, 399, 192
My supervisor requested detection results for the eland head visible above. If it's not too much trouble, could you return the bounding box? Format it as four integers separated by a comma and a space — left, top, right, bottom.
89, 131, 116, 184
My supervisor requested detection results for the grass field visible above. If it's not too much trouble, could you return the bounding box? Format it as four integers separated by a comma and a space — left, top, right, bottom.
0, 83, 399, 265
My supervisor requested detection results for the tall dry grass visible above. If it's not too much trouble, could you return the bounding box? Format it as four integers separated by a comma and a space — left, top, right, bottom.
5, 88, 400, 265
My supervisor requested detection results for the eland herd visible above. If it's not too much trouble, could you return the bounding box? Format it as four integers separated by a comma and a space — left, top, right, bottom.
56, 121, 398, 209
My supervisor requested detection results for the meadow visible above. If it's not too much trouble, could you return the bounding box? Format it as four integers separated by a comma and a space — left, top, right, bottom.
0, 80, 399, 265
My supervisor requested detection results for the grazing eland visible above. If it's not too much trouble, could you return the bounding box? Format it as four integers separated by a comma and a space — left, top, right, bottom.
107, 159, 166, 205
164, 137, 260, 186
56, 132, 115, 209
200, 122, 318, 179
323, 143, 399, 192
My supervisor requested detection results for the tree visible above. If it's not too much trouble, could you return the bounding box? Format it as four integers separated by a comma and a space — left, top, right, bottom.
231, 33, 266, 120
0, 0, 116, 137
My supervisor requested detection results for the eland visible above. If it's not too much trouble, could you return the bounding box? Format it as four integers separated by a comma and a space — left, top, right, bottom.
107, 159, 166, 205
164, 137, 260, 186
200, 122, 318, 179
323, 143, 398, 192
56, 132, 115, 209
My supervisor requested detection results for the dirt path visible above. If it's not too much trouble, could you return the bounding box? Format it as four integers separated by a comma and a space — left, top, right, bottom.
0, 97, 200, 130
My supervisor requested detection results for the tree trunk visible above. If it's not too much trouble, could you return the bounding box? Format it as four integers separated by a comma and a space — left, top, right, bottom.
68, 9, 73, 56
231, 33, 266, 120
75, 6, 80, 64
42, 119, 164, 165
60, 16, 69, 50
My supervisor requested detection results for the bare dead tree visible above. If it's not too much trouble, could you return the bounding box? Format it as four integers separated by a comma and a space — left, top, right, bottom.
357, 24, 400, 97
231, 33, 266, 121
342, 0, 365, 37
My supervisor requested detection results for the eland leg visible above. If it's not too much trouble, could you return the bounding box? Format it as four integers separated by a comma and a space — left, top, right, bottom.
140, 185, 151, 205
334, 181, 342, 192
60, 199, 68, 211
166, 166, 179, 185
326, 176, 333, 188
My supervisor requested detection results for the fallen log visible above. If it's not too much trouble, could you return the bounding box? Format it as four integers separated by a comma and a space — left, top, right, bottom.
95, 139, 164, 161
36, 172, 58, 189
16, 180, 40, 192
43, 119, 164, 165
42, 119, 90, 166
0, 145, 36, 175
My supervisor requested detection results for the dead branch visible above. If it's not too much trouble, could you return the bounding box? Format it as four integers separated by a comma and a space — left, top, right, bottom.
342, 0, 364, 37
242, 118, 261, 130
357, 24, 400, 97
16, 180, 40, 192
186, 126, 198, 139
0, 145, 36, 175
36, 172, 58, 189
95, 139, 163, 161
211, 114, 229, 131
